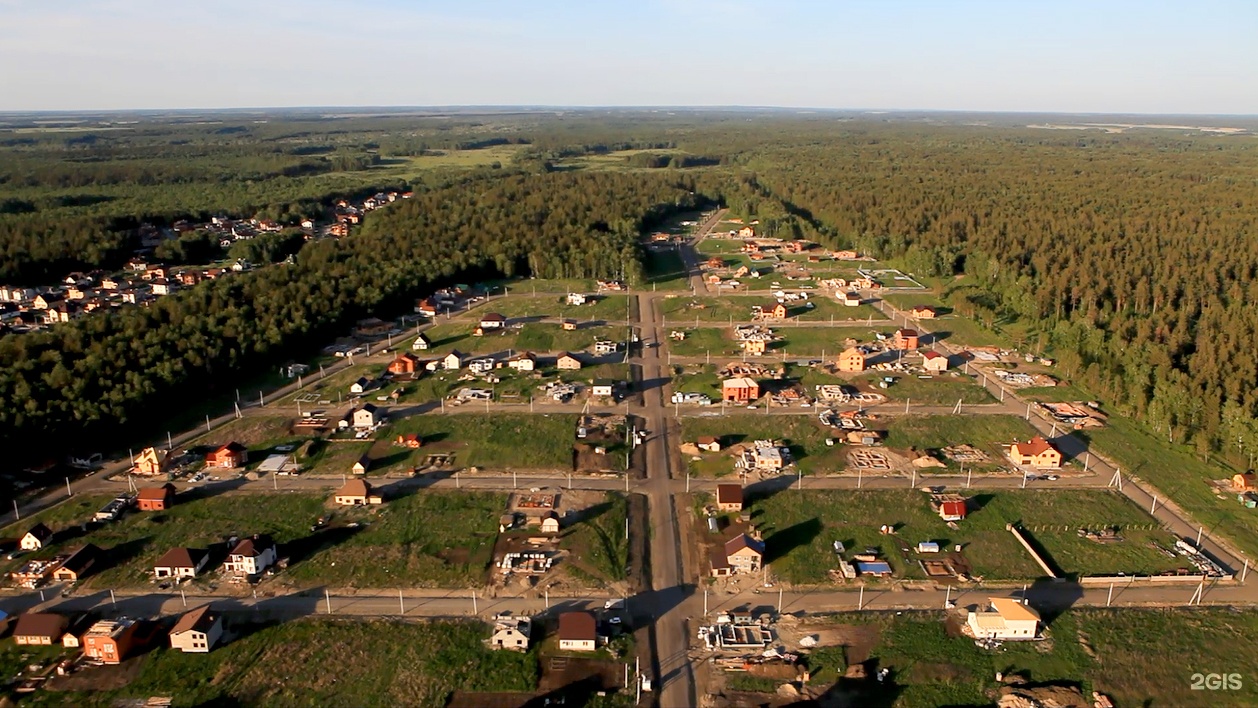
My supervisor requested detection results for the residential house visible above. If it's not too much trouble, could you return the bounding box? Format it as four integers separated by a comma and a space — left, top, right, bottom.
224, 535, 277, 577
469, 357, 495, 374
1009, 437, 1063, 470
742, 339, 767, 355
414, 299, 439, 318
334, 478, 383, 506
13, 613, 69, 645
722, 377, 760, 403
556, 611, 598, 652
840, 291, 862, 307
507, 352, 536, 371
170, 606, 224, 653
20, 523, 54, 551
52, 544, 101, 582
206, 442, 247, 469
755, 302, 788, 320
83, 618, 143, 664
591, 380, 615, 398
134, 446, 167, 475
716, 484, 744, 512
411, 333, 431, 351
490, 615, 532, 651
561, 319, 578, 331
966, 598, 1041, 640
594, 340, 619, 355
151, 279, 178, 296
936, 496, 968, 522
479, 312, 507, 330
32, 293, 62, 310
352, 455, 370, 475
737, 226, 755, 238
443, 350, 465, 370
922, 350, 949, 373
137, 483, 177, 511
894, 329, 920, 351
153, 547, 210, 579
697, 436, 722, 453
556, 352, 583, 371
1234, 472, 1257, 492
911, 305, 938, 319
566, 293, 587, 306
387, 353, 420, 375
349, 377, 372, 394
712, 534, 764, 577
837, 347, 866, 373
347, 404, 379, 430
397, 433, 423, 448
540, 512, 561, 535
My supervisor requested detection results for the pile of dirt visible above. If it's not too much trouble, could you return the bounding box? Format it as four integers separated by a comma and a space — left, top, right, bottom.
996, 683, 1089, 708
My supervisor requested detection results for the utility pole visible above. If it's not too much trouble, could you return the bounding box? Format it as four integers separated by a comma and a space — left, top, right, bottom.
1107, 582, 1114, 607
12, 499, 19, 520
399, 589, 405, 615
325, 589, 332, 614
471, 591, 478, 615
65, 477, 72, 497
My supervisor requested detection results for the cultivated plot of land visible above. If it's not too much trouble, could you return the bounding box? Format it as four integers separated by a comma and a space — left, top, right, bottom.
747, 489, 1177, 584
383, 413, 587, 471
31, 618, 538, 708
785, 608, 1258, 708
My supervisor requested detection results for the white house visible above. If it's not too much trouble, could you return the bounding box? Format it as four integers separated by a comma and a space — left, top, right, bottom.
922, 350, 949, 372
349, 377, 371, 395
507, 352, 536, 371
224, 535, 277, 577
594, 340, 619, 355
444, 350, 464, 370
479, 313, 506, 330
840, 291, 861, 307
540, 512, 561, 534
967, 598, 1041, 640
153, 547, 210, 579
591, 380, 615, 398
352, 404, 379, 429
169, 606, 223, 654
566, 293, 587, 306
490, 615, 532, 652
20, 524, 53, 551
469, 358, 495, 374
411, 333, 431, 351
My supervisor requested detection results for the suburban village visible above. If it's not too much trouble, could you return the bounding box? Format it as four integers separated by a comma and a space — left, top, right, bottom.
0, 208, 1242, 708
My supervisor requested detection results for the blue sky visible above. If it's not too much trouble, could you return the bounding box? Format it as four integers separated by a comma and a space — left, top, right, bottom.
1, 0, 1254, 113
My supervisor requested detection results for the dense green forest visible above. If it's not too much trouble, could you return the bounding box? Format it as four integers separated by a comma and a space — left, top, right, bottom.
2, 111, 1258, 466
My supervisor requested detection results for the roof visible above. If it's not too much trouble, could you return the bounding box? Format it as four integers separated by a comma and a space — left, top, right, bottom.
988, 597, 1042, 622
336, 478, 372, 497
230, 535, 275, 558
214, 442, 247, 455
557, 611, 597, 641
446, 350, 465, 358
1014, 437, 1058, 456
359, 403, 379, 414
137, 483, 176, 501
855, 561, 893, 574
171, 605, 220, 635
913, 305, 937, 312
716, 484, 744, 505
557, 351, 579, 360
697, 436, 719, 445
24, 522, 53, 542
897, 328, 919, 337
922, 351, 943, 360
155, 547, 207, 569
13, 613, 68, 639
722, 377, 758, 389
481, 312, 506, 322
710, 548, 731, 571
593, 379, 615, 387
841, 347, 864, 356
58, 544, 101, 574
725, 533, 764, 557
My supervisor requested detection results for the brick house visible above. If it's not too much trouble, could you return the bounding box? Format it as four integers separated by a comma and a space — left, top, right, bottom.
387, 353, 420, 375
1008, 437, 1063, 470
911, 305, 938, 319
722, 377, 760, 403
838, 347, 866, 373
137, 483, 177, 511
206, 442, 247, 469
894, 329, 920, 350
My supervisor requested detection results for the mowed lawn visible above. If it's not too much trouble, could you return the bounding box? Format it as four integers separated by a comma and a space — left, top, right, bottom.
680, 415, 847, 476
857, 371, 995, 405
32, 618, 538, 708
384, 413, 578, 470
1, 491, 506, 589
880, 414, 1041, 471
749, 489, 1174, 583
802, 608, 1258, 708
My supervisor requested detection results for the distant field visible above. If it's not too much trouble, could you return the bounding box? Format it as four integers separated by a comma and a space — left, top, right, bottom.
799, 608, 1258, 708
30, 618, 538, 707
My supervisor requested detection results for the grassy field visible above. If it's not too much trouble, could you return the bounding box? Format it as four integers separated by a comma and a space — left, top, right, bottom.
30, 618, 538, 707
925, 316, 1009, 348
383, 413, 580, 470
748, 489, 1173, 583
880, 414, 1040, 471
800, 608, 1258, 708
482, 294, 630, 321
559, 492, 630, 582
419, 322, 627, 356
680, 415, 846, 476
881, 292, 949, 312
667, 328, 739, 357
1, 491, 507, 589
275, 362, 387, 406
661, 296, 887, 324
671, 363, 723, 401
642, 248, 691, 290
856, 372, 994, 405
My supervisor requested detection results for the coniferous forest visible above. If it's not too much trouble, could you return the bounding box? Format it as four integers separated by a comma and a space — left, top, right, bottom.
0, 110, 1256, 464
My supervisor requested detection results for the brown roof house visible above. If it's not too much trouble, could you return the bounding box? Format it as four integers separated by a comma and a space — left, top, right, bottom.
206, 442, 247, 469
14, 613, 69, 645
921, 350, 949, 373
52, 544, 101, 582
837, 347, 866, 373
556, 352, 583, 371
697, 436, 722, 453
894, 328, 920, 351
137, 483, 177, 511
557, 611, 598, 652
711, 533, 764, 577
387, 353, 420, 375
169, 605, 224, 653
154, 547, 211, 579
716, 484, 744, 512
334, 478, 383, 506
224, 535, 277, 578
1008, 437, 1063, 470
20, 523, 54, 551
